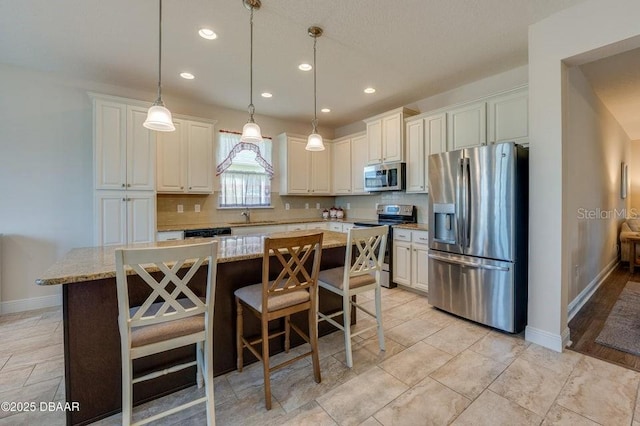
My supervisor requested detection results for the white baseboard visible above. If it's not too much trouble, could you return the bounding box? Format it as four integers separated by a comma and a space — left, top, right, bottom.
0, 294, 62, 315
567, 257, 619, 322
525, 325, 570, 352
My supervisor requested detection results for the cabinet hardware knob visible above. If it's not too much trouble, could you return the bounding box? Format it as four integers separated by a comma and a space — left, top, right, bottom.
122, 198, 126, 202
189, 186, 192, 190
121, 184, 125, 188
180, 186, 184, 189
127, 183, 131, 187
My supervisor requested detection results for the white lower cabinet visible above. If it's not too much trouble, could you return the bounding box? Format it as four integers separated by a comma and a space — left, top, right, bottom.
95, 191, 156, 246
393, 228, 429, 292
156, 231, 184, 241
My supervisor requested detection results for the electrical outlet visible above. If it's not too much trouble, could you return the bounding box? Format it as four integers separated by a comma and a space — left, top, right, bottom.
285, 203, 290, 210
346, 203, 351, 210
316, 203, 320, 209
305, 203, 309, 209
574, 264, 579, 280
177, 204, 184, 213
194, 204, 201, 213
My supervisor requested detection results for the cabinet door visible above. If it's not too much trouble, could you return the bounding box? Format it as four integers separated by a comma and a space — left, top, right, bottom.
287, 137, 311, 194
392, 241, 411, 286
488, 89, 528, 144
311, 144, 331, 194
351, 134, 368, 194
95, 191, 127, 246
426, 113, 446, 156
126, 106, 156, 191
332, 138, 352, 194
95, 100, 126, 190
412, 243, 429, 293
447, 101, 486, 151
425, 113, 446, 191
406, 119, 425, 193
366, 119, 383, 164
156, 120, 185, 192
127, 192, 156, 244
186, 121, 214, 193
382, 112, 403, 162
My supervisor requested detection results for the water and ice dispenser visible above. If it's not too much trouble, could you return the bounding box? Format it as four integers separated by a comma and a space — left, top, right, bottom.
432, 203, 456, 244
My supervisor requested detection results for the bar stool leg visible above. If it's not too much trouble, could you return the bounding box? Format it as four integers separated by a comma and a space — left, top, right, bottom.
375, 284, 385, 351
343, 292, 353, 368
284, 315, 291, 353
236, 298, 244, 372
309, 291, 321, 383
261, 317, 272, 410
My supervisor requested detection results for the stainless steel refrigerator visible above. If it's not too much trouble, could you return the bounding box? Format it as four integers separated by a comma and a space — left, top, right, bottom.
428, 142, 528, 333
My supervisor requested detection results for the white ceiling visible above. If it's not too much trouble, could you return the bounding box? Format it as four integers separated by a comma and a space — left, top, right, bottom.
0, 0, 587, 128
581, 47, 640, 141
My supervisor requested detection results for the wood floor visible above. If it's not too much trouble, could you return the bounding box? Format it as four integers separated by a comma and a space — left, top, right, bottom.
568, 263, 640, 371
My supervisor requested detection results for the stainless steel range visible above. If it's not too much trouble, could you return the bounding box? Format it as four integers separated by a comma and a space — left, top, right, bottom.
354, 204, 417, 288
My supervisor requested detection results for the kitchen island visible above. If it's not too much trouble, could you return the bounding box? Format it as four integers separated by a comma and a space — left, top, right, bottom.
37, 230, 349, 426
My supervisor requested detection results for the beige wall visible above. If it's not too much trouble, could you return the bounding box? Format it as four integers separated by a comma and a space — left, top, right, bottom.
629, 140, 640, 212
564, 66, 630, 309
528, 0, 640, 351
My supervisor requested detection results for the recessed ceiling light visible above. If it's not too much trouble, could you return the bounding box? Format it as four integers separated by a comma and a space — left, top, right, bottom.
198, 28, 217, 40
261, 92, 273, 98
364, 87, 376, 94
180, 72, 195, 80
298, 63, 312, 71
321, 108, 331, 113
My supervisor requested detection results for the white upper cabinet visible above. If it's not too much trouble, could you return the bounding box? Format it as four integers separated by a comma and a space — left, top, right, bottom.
311, 146, 331, 194
157, 118, 215, 194
447, 101, 486, 151
350, 133, 369, 194
94, 99, 155, 190
332, 137, 352, 194
364, 107, 417, 165
405, 113, 446, 194
405, 119, 425, 193
487, 87, 528, 144
278, 133, 332, 195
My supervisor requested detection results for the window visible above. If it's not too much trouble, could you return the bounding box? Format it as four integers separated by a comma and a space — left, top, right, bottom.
216, 131, 273, 207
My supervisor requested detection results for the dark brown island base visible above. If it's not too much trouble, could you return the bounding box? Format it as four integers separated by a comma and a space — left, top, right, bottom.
36, 230, 352, 426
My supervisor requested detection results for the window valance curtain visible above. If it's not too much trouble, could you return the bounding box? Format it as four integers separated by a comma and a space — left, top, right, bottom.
216, 131, 273, 177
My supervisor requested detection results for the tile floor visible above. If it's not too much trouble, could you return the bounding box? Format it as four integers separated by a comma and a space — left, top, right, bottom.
1, 287, 640, 425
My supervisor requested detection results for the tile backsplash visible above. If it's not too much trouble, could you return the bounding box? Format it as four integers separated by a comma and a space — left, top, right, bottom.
157, 192, 340, 227
157, 191, 429, 228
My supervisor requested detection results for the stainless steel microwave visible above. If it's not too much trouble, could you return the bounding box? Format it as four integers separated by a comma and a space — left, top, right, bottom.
363, 162, 406, 192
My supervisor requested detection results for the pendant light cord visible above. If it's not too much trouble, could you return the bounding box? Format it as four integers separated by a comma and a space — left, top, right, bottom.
155, 0, 164, 105
312, 35, 318, 132
248, 6, 255, 121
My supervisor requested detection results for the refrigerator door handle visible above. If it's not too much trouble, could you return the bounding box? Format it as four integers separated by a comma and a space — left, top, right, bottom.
465, 158, 471, 248
456, 158, 464, 247
428, 253, 510, 272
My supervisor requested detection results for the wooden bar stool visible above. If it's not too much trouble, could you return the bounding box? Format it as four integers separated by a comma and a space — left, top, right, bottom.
115, 241, 218, 426
317, 225, 388, 368
235, 233, 323, 410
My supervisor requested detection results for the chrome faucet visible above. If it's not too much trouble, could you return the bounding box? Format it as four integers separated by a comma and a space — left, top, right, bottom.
240, 207, 250, 224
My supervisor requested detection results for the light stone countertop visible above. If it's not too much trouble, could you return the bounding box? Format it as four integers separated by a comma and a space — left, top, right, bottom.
36, 230, 347, 286
393, 223, 429, 231
157, 217, 371, 232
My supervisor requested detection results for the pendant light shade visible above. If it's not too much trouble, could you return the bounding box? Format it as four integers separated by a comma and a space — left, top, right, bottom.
305, 26, 325, 151
144, 104, 175, 132
144, 0, 175, 132
240, 0, 263, 143
306, 133, 324, 151
241, 121, 263, 143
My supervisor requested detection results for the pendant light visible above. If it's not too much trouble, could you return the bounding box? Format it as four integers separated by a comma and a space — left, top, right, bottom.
306, 26, 325, 151
240, 0, 263, 143
143, 0, 175, 132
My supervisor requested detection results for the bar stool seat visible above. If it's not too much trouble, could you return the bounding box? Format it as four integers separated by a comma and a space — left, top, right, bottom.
235, 282, 310, 312
318, 267, 376, 290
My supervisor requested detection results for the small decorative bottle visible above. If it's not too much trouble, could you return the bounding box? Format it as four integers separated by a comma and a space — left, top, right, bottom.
336, 207, 344, 219
322, 209, 329, 219
329, 207, 338, 219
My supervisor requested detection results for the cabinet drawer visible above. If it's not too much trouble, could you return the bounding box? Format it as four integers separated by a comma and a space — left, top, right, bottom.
329, 223, 343, 232
286, 224, 307, 231
393, 228, 411, 242
411, 230, 429, 244
156, 231, 184, 241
